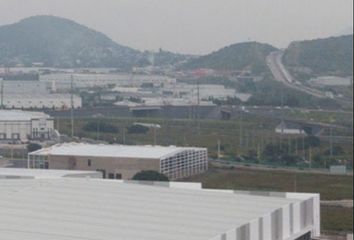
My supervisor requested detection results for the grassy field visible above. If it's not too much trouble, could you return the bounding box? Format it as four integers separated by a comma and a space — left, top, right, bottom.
182, 166, 353, 200
55, 116, 353, 233
56, 117, 353, 164
321, 206, 353, 234
283, 109, 353, 128
182, 166, 353, 233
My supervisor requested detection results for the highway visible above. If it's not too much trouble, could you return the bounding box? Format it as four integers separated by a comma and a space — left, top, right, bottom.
267, 51, 328, 98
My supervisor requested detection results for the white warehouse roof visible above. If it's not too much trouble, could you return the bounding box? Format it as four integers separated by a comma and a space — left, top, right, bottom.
0, 168, 102, 179
0, 178, 320, 240
0, 110, 50, 121
29, 142, 206, 159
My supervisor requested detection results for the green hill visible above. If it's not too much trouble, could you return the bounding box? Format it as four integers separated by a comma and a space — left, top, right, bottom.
0, 16, 189, 69
182, 42, 277, 74
283, 35, 353, 76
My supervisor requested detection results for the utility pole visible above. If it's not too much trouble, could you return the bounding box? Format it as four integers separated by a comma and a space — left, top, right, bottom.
217, 139, 221, 160
280, 84, 284, 153
294, 173, 298, 192
239, 106, 243, 148
0, 78, 4, 109
309, 146, 312, 169
302, 134, 306, 161
96, 120, 100, 140
295, 137, 298, 156
329, 124, 334, 158
196, 78, 200, 134
280, 84, 285, 134
123, 127, 126, 144
245, 130, 249, 148
70, 75, 74, 138
153, 127, 157, 146
56, 117, 61, 142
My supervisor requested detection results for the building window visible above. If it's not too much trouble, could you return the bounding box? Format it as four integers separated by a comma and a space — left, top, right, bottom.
115, 173, 122, 179
96, 169, 106, 178
108, 173, 115, 179
12, 133, 20, 140
0, 133, 6, 140
87, 159, 92, 167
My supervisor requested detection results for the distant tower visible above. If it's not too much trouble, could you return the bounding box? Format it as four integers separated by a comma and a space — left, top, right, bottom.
148, 52, 155, 66
51, 80, 57, 93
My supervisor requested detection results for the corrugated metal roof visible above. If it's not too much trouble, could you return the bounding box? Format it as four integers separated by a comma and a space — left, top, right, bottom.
0, 178, 299, 240
29, 143, 206, 160
0, 110, 50, 121
0, 168, 100, 179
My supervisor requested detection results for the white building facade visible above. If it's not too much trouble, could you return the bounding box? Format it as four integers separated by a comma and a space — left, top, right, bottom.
1, 80, 82, 109
0, 110, 55, 142
28, 143, 208, 180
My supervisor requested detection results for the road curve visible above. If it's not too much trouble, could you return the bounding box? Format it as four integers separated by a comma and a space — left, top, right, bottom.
267, 51, 327, 98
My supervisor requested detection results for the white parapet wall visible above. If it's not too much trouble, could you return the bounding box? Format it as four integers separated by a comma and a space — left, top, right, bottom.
207, 190, 320, 240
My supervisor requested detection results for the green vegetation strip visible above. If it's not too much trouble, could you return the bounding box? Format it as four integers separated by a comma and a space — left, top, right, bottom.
321, 206, 353, 233
183, 167, 353, 233
183, 167, 353, 201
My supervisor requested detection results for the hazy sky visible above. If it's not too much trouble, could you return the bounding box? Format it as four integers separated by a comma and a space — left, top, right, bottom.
0, 0, 352, 54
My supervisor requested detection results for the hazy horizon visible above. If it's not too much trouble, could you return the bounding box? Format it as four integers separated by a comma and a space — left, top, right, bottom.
0, 0, 353, 55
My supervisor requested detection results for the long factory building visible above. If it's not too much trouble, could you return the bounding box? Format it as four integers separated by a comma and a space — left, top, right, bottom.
0, 110, 56, 142
0, 168, 320, 240
28, 143, 208, 180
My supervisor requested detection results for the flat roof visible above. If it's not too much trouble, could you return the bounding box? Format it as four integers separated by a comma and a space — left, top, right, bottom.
0, 178, 302, 240
29, 143, 206, 159
0, 168, 101, 179
0, 110, 50, 121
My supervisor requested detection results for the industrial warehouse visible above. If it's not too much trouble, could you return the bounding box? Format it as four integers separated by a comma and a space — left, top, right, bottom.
0, 110, 56, 142
28, 143, 208, 180
0, 169, 320, 240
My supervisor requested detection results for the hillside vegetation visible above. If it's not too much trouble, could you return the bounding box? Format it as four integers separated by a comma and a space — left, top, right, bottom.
0, 16, 189, 69
283, 35, 353, 76
182, 42, 277, 74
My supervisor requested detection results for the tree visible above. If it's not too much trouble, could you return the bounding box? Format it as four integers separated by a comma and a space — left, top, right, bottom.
27, 143, 42, 153
132, 170, 169, 182
127, 125, 149, 134
304, 136, 320, 148
83, 122, 119, 133
324, 146, 344, 156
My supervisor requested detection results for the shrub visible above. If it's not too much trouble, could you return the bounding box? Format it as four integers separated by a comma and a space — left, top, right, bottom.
132, 170, 169, 182
127, 125, 149, 134
27, 143, 42, 153
83, 122, 119, 133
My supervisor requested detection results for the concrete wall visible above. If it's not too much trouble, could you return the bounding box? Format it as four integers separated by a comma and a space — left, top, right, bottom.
0, 121, 31, 141
48, 155, 160, 180
209, 192, 320, 240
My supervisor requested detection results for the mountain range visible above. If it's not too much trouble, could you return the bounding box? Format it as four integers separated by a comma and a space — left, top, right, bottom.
283, 35, 353, 77
0, 15, 352, 77
181, 42, 277, 74
0, 16, 190, 69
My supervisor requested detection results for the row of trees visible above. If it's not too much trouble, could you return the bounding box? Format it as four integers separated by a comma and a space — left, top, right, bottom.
82, 122, 150, 135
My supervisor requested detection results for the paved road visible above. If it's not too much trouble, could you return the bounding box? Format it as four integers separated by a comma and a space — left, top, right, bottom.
321, 200, 353, 208
267, 51, 327, 98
